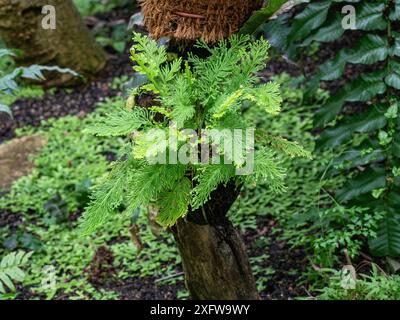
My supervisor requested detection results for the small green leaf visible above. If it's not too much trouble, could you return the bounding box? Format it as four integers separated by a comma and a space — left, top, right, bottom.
385, 73, 400, 90
385, 103, 399, 119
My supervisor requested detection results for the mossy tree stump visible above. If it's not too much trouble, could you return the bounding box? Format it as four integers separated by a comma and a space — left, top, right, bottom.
172, 182, 259, 300
0, 0, 106, 86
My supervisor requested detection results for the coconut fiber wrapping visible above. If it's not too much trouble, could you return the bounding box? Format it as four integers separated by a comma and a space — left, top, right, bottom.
140, 0, 264, 43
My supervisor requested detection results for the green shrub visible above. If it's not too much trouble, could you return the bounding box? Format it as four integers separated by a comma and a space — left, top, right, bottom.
286, 206, 383, 267
80, 33, 311, 234
317, 265, 400, 300
263, 0, 400, 257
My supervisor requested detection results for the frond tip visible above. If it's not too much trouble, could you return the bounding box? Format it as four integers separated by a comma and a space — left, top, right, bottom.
85, 107, 150, 137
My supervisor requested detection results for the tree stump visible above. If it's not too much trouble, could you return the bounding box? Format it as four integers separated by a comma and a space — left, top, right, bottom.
172, 182, 260, 300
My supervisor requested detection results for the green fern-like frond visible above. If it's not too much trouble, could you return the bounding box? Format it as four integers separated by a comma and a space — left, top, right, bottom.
249, 149, 287, 193
85, 106, 151, 137
157, 178, 191, 227
245, 82, 283, 115
211, 89, 245, 119
0, 251, 32, 294
81, 33, 309, 232
192, 164, 236, 210
265, 135, 313, 159
130, 33, 167, 85
80, 159, 137, 235
210, 111, 248, 130
158, 58, 183, 95
190, 35, 251, 106
166, 75, 196, 128
133, 128, 169, 160
230, 38, 271, 90
124, 164, 187, 215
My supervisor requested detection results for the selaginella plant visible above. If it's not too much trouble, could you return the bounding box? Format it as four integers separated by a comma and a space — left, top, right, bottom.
263, 0, 400, 257
80, 32, 310, 299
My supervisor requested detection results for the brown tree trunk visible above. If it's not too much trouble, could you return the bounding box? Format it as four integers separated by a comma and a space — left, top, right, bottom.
171, 182, 260, 300
0, 0, 106, 86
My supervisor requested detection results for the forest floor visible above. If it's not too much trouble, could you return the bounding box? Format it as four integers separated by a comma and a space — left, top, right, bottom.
0, 6, 351, 300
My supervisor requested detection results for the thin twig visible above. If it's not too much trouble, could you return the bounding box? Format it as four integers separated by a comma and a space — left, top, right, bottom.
175, 11, 205, 19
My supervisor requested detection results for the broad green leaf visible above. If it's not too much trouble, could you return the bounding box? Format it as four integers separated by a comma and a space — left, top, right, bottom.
315, 72, 387, 126
261, 14, 291, 54
391, 33, 400, 57
355, 2, 387, 31
5, 267, 25, 282
390, 2, 400, 21
317, 107, 387, 149
370, 210, 400, 257
328, 140, 385, 175
336, 167, 387, 203
239, 0, 289, 36
386, 73, 400, 90
302, 13, 344, 45
393, 134, 400, 158
288, 1, 332, 42
314, 95, 346, 127
319, 49, 351, 81
0, 280, 5, 294
348, 35, 388, 65
316, 35, 388, 82
0, 273, 14, 291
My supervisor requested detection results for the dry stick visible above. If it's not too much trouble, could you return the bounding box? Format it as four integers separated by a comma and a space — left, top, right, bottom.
175, 11, 205, 19
155, 272, 185, 284
344, 249, 352, 266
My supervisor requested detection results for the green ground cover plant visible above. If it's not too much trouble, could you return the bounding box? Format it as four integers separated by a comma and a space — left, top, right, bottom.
0, 72, 330, 299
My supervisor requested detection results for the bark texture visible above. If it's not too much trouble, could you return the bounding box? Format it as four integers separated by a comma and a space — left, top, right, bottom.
0, 0, 106, 86
140, 0, 263, 43
172, 182, 260, 300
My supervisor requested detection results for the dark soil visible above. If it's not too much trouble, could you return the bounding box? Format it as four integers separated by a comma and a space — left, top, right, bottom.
0, 53, 132, 143
0, 210, 23, 232
102, 277, 186, 300
245, 217, 308, 300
